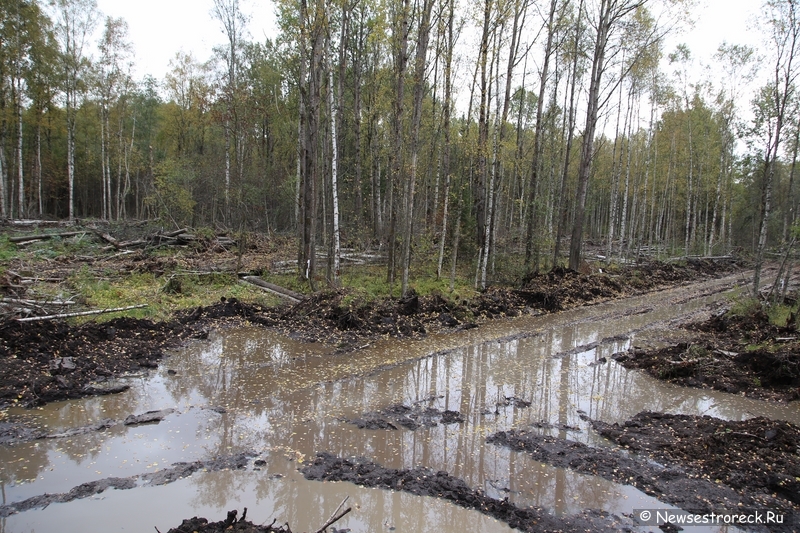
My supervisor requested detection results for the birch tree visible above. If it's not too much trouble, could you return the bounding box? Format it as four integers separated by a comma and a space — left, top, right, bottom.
400, 0, 434, 296
53, 0, 98, 221
568, 0, 663, 270
212, 0, 248, 224
752, 0, 800, 296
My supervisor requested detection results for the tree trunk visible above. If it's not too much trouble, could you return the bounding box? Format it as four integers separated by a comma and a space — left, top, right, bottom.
569, 3, 611, 271
553, 0, 584, 267
298, 0, 324, 291
400, 0, 434, 296
525, 0, 557, 269
437, 0, 455, 280
388, 0, 409, 291
328, 8, 341, 286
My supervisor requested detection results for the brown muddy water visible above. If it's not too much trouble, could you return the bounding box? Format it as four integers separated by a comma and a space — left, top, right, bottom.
2, 272, 798, 532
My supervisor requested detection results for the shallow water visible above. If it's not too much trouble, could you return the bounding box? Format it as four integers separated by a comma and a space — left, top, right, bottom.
1, 272, 796, 532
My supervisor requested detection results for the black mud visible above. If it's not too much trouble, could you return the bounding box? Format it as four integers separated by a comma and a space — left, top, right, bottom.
615, 307, 800, 402
488, 412, 800, 532
0, 452, 255, 518
345, 403, 466, 430
167, 511, 290, 533
0, 408, 180, 445
301, 452, 633, 532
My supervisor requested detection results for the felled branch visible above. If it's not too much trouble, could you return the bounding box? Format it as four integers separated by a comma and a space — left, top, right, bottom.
314, 497, 352, 533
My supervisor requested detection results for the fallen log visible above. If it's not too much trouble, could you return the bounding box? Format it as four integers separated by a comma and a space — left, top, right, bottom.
92, 229, 121, 249
9, 231, 84, 244
4, 219, 74, 227
240, 276, 304, 302
15, 304, 148, 323
1, 298, 76, 306
161, 228, 189, 238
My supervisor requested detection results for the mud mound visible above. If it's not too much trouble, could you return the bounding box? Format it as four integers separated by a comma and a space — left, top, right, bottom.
693, 307, 793, 342
593, 412, 800, 507
515, 260, 735, 311
0, 316, 195, 407
301, 452, 626, 532
617, 305, 800, 401
346, 404, 465, 430
489, 413, 800, 531
487, 430, 758, 521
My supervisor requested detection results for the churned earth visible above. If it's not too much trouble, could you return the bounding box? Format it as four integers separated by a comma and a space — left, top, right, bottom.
4, 253, 799, 532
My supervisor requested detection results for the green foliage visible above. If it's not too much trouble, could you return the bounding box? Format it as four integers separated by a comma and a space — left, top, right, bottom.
687, 344, 709, 359
150, 158, 196, 225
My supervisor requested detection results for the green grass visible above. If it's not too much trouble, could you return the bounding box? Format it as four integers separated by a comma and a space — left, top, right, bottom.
767, 303, 795, 328
0, 236, 19, 263
726, 295, 762, 318
2, 227, 511, 324
67, 268, 282, 322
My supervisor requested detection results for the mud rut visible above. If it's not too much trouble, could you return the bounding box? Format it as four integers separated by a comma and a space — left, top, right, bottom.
1, 268, 798, 532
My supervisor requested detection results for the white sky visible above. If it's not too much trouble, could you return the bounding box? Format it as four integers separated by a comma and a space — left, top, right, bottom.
94, 0, 763, 92
94, 0, 279, 81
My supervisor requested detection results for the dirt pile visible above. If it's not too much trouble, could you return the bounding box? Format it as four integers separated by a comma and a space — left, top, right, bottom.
615, 306, 800, 401
0, 452, 255, 518
516, 259, 735, 311
301, 452, 627, 532
0, 316, 200, 407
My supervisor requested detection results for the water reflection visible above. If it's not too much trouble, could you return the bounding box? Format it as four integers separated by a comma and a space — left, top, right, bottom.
0, 274, 791, 532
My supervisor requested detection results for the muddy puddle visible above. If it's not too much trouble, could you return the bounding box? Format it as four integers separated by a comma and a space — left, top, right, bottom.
1, 272, 797, 532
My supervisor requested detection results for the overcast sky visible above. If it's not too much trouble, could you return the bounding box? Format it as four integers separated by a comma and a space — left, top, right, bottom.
94, 0, 278, 80
93, 0, 762, 89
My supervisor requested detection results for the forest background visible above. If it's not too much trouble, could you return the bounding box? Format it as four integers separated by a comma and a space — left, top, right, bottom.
1, 0, 798, 297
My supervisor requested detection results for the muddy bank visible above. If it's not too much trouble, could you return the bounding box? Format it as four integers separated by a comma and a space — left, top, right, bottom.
0, 260, 741, 409
488, 412, 799, 532
615, 306, 800, 402
0, 314, 207, 407
300, 452, 629, 532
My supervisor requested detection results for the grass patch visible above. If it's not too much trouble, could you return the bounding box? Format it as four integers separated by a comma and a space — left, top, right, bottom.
767, 303, 795, 328
0, 236, 19, 263
726, 296, 762, 318
67, 267, 282, 323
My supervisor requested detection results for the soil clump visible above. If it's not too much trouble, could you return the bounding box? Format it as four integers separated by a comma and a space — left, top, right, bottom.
301, 452, 629, 532
345, 403, 465, 430
615, 305, 800, 402
593, 412, 800, 508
